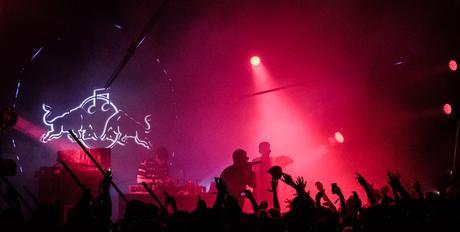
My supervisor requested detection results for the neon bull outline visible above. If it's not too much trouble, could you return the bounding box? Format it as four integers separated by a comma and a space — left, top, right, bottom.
40, 89, 152, 149
100, 111, 152, 149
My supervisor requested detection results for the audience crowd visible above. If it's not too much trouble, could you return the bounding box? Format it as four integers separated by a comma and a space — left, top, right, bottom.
1, 165, 460, 231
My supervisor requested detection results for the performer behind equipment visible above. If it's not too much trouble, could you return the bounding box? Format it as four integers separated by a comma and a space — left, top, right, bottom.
137, 146, 172, 190
220, 149, 256, 207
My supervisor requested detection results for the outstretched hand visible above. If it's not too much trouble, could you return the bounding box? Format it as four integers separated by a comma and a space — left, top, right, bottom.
315, 181, 325, 192
243, 189, 254, 199
331, 183, 343, 197
195, 195, 207, 211
295, 177, 307, 194
351, 191, 362, 206
281, 174, 307, 195
281, 173, 296, 188
355, 172, 368, 186
387, 172, 401, 189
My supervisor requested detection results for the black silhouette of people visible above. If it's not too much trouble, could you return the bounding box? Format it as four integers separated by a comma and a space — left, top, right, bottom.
220, 149, 256, 207
252, 141, 293, 206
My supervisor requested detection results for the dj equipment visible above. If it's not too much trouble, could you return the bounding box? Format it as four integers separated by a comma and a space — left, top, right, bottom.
37, 148, 111, 222
57, 148, 111, 170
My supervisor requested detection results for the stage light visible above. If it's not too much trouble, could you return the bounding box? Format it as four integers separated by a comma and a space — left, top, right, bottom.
334, 132, 344, 144
443, 103, 453, 116
251, 56, 261, 66
449, 60, 457, 72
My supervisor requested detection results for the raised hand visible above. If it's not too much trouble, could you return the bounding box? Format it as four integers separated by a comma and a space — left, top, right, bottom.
413, 179, 424, 199
387, 172, 411, 201
315, 190, 325, 208
331, 183, 346, 215
196, 195, 207, 211
331, 183, 343, 196
164, 191, 175, 206
284, 198, 292, 207
351, 191, 362, 207
315, 181, 325, 192
356, 172, 377, 206
164, 191, 177, 213
387, 172, 401, 189
295, 177, 307, 194
213, 177, 228, 209
243, 189, 259, 213
243, 189, 254, 199
281, 173, 296, 188
355, 172, 368, 186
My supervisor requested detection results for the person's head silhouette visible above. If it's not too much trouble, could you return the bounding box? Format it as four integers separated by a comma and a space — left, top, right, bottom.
232, 149, 249, 165
258, 141, 271, 157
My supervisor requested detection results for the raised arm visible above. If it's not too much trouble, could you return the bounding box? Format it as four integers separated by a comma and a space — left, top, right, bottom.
331, 183, 347, 216
164, 191, 178, 214
281, 174, 307, 196
271, 178, 280, 210
213, 177, 228, 209
315, 181, 337, 211
387, 172, 411, 203
243, 189, 259, 213
355, 173, 377, 206
413, 179, 424, 200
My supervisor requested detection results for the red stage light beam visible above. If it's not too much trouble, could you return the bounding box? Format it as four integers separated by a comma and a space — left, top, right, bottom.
13, 116, 73, 151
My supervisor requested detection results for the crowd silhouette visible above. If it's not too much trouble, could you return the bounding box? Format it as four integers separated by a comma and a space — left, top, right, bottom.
1, 162, 460, 231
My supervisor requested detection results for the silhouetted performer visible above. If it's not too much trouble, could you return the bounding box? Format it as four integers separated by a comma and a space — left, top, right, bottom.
252, 141, 293, 206
220, 149, 256, 207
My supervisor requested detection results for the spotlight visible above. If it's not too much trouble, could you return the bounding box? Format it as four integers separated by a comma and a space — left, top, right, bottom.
443, 103, 453, 116
449, 59, 457, 72
250, 56, 261, 66
334, 132, 344, 143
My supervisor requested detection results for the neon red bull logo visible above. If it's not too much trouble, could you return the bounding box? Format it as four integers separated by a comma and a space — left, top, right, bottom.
40, 89, 152, 149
